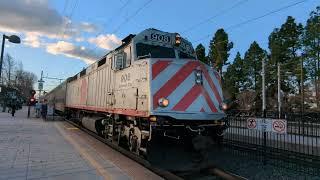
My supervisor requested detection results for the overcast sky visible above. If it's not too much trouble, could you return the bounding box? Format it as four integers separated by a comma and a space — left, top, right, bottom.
0, 0, 319, 91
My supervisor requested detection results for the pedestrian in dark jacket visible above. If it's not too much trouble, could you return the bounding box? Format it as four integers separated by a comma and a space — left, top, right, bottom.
11, 105, 16, 117
41, 99, 48, 120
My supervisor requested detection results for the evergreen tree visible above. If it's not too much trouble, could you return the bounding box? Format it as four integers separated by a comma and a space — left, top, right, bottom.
208, 28, 233, 79
303, 6, 320, 108
224, 52, 245, 99
195, 44, 207, 64
243, 41, 267, 91
268, 16, 303, 95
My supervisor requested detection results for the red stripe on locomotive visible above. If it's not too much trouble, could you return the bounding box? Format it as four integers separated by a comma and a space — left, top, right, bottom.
172, 85, 202, 111
200, 64, 222, 104
152, 60, 172, 80
153, 61, 200, 109
201, 87, 218, 112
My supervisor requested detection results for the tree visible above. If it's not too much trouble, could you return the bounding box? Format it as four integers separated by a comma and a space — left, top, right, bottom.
268, 16, 304, 111
195, 44, 207, 64
2, 53, 16, 86
303, 6, 320, 108
243, 41, 267, 91
279, 16, 303, 94
242, 42, 268, 111
224, 52, 246, 99
208, 28, 233, 79
14, 65, 37, 99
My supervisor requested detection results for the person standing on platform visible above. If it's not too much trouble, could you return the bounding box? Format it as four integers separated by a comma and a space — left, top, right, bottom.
35, 101, 41, 118
41, 99, 48, 120
11, 104, 16, 117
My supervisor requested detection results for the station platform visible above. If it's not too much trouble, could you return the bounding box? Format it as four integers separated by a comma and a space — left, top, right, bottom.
0, 107, 162, 180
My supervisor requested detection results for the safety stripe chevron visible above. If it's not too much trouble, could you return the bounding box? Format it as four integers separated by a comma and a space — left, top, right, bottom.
200, 64, 222, 104
152, 60, 172, 80
172, 84, 218, 112
153, 61, 200, 109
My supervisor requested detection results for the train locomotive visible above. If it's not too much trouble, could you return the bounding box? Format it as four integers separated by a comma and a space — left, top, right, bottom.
45, 28, 228, 155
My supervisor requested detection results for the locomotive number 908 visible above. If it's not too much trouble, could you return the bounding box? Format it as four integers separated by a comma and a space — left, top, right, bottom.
150, 33, 171, 43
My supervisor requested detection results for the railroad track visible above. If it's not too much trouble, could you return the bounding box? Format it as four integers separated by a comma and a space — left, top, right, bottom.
63, 117, 246, 180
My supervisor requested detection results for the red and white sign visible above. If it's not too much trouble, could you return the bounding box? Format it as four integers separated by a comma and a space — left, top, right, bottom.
247, 118, 287, 134
247, 118, 257, 129
272, 119, 287, 134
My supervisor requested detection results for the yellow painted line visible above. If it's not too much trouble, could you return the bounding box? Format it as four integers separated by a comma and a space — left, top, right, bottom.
62, 124, 79, 130
54, 123, 111, 180
67, 127, 79, 130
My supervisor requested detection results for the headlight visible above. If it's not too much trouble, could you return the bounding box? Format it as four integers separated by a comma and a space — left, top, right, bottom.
175, 33, 181, 46
196, 79, 202, 84
158, 97, 169, 107
221, 103, 228, 110
194, 70, 203, 84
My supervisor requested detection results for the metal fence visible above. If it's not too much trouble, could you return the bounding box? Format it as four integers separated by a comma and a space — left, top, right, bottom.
223, 111, 320, 174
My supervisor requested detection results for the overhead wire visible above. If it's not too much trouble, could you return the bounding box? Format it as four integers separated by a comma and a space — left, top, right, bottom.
61, 0, 79, 40
91, 0, 153, 55
181, 0, 249, 34
76, 0, 131, 63
192, 0, 309, 44
53, 0, 80, 84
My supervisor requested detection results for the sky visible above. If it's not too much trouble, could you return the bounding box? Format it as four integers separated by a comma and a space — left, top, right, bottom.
0, 0, 319, 91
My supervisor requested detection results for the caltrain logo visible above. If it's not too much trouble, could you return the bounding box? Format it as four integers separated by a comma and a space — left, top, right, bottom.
152, 60, 223, 113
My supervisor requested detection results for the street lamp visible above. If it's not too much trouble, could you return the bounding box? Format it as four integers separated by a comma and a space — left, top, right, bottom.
0, 34, 21, 82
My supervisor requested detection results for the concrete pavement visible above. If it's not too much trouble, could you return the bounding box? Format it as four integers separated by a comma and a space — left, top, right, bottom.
0, 107, 162, 180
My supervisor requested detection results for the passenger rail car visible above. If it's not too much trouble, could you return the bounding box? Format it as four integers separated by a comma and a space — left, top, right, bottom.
45, 28, 228, 155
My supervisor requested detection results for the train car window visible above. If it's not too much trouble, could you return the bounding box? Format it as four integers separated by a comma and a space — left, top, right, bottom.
123, 46, 131, 68
80, 69, 86, 77
98, 58, 106, 67
136, 43, 175, 59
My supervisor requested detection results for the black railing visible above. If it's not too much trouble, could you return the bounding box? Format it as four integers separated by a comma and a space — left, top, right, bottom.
223, 111, 320, 175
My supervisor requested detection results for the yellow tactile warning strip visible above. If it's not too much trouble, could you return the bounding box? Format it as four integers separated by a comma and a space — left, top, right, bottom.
54, 123, 111, 180
62, 124, 79, 130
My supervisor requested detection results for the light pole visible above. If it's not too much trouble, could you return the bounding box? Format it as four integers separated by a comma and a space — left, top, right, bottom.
0, 34, 20, 112
0, 34, 21, 82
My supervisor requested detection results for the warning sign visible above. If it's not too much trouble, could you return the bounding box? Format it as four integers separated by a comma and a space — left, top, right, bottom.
247, 118, 287, 134
272, 119, 287, 134
247, 118, 257, 129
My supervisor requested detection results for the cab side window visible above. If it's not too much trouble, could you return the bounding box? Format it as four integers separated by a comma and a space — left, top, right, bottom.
114, 53, 124, 70
113, 45, 131, 70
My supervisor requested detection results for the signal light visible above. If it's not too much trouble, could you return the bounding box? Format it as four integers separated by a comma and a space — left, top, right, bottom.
28, 98, 36, 106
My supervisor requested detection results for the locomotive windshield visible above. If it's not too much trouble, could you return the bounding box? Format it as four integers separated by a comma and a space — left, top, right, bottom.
179, 51, 196, 59
136, 43, 175, 59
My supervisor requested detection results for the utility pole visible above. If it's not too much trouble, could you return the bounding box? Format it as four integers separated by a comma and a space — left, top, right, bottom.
262, 57, 267, 165
262, 58, 266, 114
277, 63, 281, 119
38, 71, 44, 100
301, 56, 305, 135
301, 56, 304, 114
